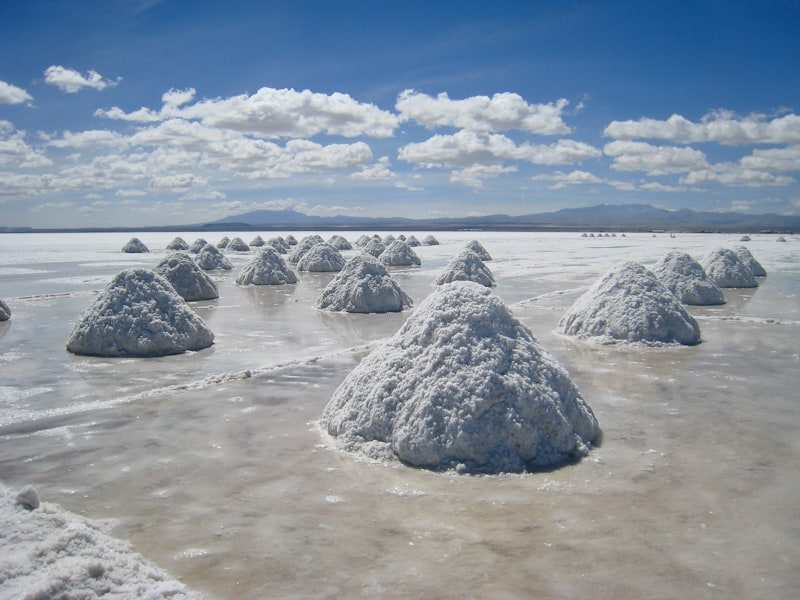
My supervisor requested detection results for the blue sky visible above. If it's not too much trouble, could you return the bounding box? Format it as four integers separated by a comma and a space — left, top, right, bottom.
1, 0, 799, 228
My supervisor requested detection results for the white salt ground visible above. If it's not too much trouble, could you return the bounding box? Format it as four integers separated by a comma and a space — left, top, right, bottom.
154, 253, 219, 301
702, 247, 758, 288
322, 281, 600, 473
651, 250, 725, 306
434, 249, 495, 287
236, 246, 298, 285
316, 253, 412, 313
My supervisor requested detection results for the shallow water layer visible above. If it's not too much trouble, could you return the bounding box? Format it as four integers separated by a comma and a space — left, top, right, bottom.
1, 231, 799, 598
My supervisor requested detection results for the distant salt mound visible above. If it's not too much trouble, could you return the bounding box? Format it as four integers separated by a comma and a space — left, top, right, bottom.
397, 234, 406, 241
288, 237, 321, 264
380, 240, 421, 266
226, 237, 250, 252
776, 235, 787, 242
166, 236, 189, 251
322, 281, 599, 473
651, 251, 725, 306
216, 236, 230, 249
354, 234, 371, 247
285, 234, 298, 245
188, 238, 207, 253
361, 238, 386, 258
558, 261, 701, 345
0, 298, 10, 321
250, 235, 265, 247
701, 248, 758, 288
236, 246, 298, 285
154, 253, 219, 301
121, 237, 149, 253
316, 254, 413, 313
297, 243, 345, 272
405, 235, 421, 247
196, 244, 233, 271
422, 234, 440, 246
267, 236, 289, 253
434, 249, 495, 288
464, 240, 492, 261
0, 483, 201, 599
739, 235, 751, 242
327, 234, 353, 250
66, 269, 214, 357
732, 245, 766, 277
382, 234, 396, 244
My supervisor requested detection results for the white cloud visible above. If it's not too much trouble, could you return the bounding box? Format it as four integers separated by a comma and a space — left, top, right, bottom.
396, 90, 571, 135
115, 189, 147, 197
43, 66, 121, 93
0, 80, 33, 104
638, 181, 688, 192
162, 88, 197, 108
604, 140, 708, 175
681, 166, 795, 187
739, 145, 800, 172
604, 110, 800, 145
450, 164, 517, 188
532, 169, 636, 191
351, 156, 395, 181
0, 121, 52, 168
47, 129, 128, 149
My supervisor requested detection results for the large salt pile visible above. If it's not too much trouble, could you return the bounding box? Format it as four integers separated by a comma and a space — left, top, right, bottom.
188, 238, 207, 253
379, 240, 421, 266
328, 234, 353, 250
0, 298, 10, 321
422, 234, 440, 246
250, 235, 266, 247
382, 233, 396, 244
154, 253, 219, 301
166, 236, 189, 251
701, 248, 758, 288
121, 237, 149, 253
196, 244, 233, 271
267, 236, 289, 253
322, 281, 599, 473
297, 243, 346, 272
0, 483, 201, 599
651, 251, 725, 306
464, 240, 492, 261
316, 254, 413, 313
434, 249, 495, 287
236, 246, 298, 285
288, 237, 321, 264
558, 261, 701, 345
361, 238, 386, 258
733, 245, 767, 277
226, 237, 250, 252
66, 269, 214, 357
354, 234, 371, 247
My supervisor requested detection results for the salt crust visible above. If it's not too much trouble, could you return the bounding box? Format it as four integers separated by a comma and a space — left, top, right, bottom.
121, 237, 149, 253
0, 298, 10, 321
236, 246, 298, 285
701, 247, 758, 288
316, 254, 413, 313
0, 482, 200, 599
558, 261, 701, 345
651, 251, 725, 306
188, 238, 207, 253
154, 253, 219, 301
379, 240, 421, 266
322, 281, 599, 473
422, 234, 440, 246
732, 245, 766, 277
66, 268, 214, 357
297, 243, 346, 272
327, 234, 353, 250
196, 244, 233, 270
434, 249, 495, 287
464, 240, 492, 261
166, 236, 189, 251
361, 238, 386, 258
226, 237, 250, 252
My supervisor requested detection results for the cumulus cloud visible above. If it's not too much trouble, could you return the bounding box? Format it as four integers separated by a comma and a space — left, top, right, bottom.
47, 129, 128, 149
0, 80, 33, 104
396, 90, 571, 135
681, 166, 794, 187
604, 110, 800, 146
739, 145, 800, 172
450, 164, 517, 188
532, 169, 636, 191
43, 66, 121, 93
604, 140, 708, 175
350, 156, 396, 181
0, 121, 52, 168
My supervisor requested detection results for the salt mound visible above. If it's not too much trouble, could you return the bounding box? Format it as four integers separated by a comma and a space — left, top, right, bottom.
434, 249, 495, 287
776, 235, 787, 242
236, 246, 298, 285
733, 245, 766, 277
216, 236, 230, 248
297, 243, 346, 272
405, 235, 421, 247
382, 234, 396, 244
188, 238, 207, 253
464, 240, 492, 261
227, 237, 250, 252
166, 236, 189, 251
267, 236, 289, 253
422, 234, 440, 246
154, 253, 219, 301
322, 281, 599, 473
354, 234, 371, 247
316, 254, 413, 313
558, 261, 701, 345
285, 234, 298, 245
0, 298, 10, 321
195, 244, 233, 271
739, 235, 751, 242
250, 235, 266, 247
701, 248, 758, 288
0, 482, 201, 599
66, 269, 214, 357
651, 251, 725, 306
397, 234, 406, 241
327, 234, 353, 250
361, 238, 386, 257
288, 237, 321, 263
121, 237, 149, 253
380, 240, 421, 266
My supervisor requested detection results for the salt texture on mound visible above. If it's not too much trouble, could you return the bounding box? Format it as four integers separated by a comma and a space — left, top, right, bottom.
464, 239, 492, 261
216, 236, 230, 249
66, 268, 214, 357
236, 246, 298, 285
188, 238, 207, 253
288, 237, 320, 264
297, 243, 346, 272
558, 261, 701, 346
379, 240, 421, 266
226, 237, 250, 252
166, 236, 189, 251
285, 234, 298, 245
250, 234, 266, 247
0, 298, 10, 321
0, 483, 201, 599
267, 236, 289, 253
434, 249, 495, 287
405, 235, 421, 247
422, 234, 440, 246
121, 237, 149, 253
196, 244, 233, 270
354, 234, 371, 247
154, 253, 219, 301
322, 281, 599, 473
733, 245, 767, 277
361, 238, 386, 258
651, 251, 725, 306
316, 254, 413, 313
328, 234, 353, 250
701, 248, 758, 288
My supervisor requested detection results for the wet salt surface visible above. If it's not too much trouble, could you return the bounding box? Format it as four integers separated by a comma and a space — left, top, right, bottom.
1, 231, 799, 598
